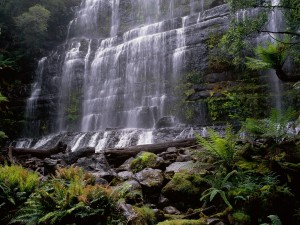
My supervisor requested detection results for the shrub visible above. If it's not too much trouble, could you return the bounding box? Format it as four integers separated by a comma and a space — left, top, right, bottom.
13, 166, 124, 225
242, 108, 297, 144
195, 125, 238, 169
0, 164, 39, 223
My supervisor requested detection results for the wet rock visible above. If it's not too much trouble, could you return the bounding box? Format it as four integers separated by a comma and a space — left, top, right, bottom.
116, 180, 143, 205
165, 161, 196, 177
163, 206, 181, 215
117, 157, 134, 172
118, 171, 134, 181
155, 116, 177, 129
75, 154, 117, 181
158, 195, 169, 207
135, 168, 164, 189
176, 154, 193, 162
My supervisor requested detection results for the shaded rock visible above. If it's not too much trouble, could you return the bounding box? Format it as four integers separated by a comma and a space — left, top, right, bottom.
176, 154, 193, 162
135, 168, 164, 189
91, 173, 109, 185
153, 209, 165, 222
75, 154, 117, 181
158, 195, 169, 207
115, 180, 143, 205
118, 171, 134, 181
163, 206, 181, 215
167, 147, 177, 153
117, 157, 134, 172
155, 116, 177, 129
204, 71, 236, 83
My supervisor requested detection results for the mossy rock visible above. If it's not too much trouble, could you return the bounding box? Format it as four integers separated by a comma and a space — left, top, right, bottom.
232, 211, 251, 225
162, 172, 207, 209
130, 152, 160, 173
131, 206, 156, 225
115, 180, 143, 205
235, 160, 270, 174
157, 219, 206, 225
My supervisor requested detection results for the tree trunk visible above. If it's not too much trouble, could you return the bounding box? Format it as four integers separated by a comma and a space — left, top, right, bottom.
103, 138, 197, 166
10, 142, 67, 158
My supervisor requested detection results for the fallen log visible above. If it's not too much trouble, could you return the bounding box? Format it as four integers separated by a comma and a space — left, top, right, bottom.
103, 138, 197, 166
10, 142, 67, 158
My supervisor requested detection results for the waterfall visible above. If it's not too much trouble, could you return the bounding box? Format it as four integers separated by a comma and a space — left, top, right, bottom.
268, 0, 283, 110
20, 0, 230, 150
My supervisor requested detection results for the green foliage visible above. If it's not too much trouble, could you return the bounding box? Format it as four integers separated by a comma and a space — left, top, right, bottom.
220, 14, 268, 68
200, 170, 237, 208
130, 152, 158, 173
0, 164, 39, 223
15, 4, 50, 49
232, 211, 251, 225
162, 173, 204, 198
0, 54, 15, 70
260, 215, 282, 225
195, 125, 238, 168
132, 206, 156, 225
246, 43, 287, 71
242, 108, 297, 143
66, 93, 80, 122
13, 166, 124, 225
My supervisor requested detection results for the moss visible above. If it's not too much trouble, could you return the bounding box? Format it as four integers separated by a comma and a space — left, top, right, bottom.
162, 172, 204, 197
131, 206, 156, 225
157, 219, 206, 225
232, 211, 251, 225
235, 160, 270, 174
162, 172, 206, 209
130, 152, 158, 173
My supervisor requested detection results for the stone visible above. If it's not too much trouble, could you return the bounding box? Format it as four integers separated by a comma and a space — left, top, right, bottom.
155, 116, 177, 129
74, 154, 117, 181
176, 154, 193, 162
118, 171, 134, 181
158, 195, 169, 207
135, 168, 164, 189
165, 161, 196, 174
117, 157, 134, 172
116, 180, 143, 205
163, 206, 181, 215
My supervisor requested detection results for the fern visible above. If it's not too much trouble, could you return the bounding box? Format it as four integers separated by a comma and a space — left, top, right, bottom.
242, 108, 297, 144
201, 170, 237, 208
12, 167, 125, 225
260, 215, 282, 225
246, 42, 287, 71
196, 125, 238, 168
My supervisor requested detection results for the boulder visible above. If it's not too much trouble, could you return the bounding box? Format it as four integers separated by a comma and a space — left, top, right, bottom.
135, 168, 164, 190
155, 116, 177, 129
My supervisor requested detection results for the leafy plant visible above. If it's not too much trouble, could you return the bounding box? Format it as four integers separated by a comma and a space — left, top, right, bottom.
0, 164, 39, 223
200, 170, 237, 208
195, 125, 238, 168
260, 215, 282, 225
246, 42, 287, 71
13, 167, 124, 225
242, 108, 297, 144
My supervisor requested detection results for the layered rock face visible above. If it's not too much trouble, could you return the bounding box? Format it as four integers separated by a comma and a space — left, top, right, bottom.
24, 0, 229, 138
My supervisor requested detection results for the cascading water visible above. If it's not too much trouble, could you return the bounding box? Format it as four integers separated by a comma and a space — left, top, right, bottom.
20, 1, 230, 150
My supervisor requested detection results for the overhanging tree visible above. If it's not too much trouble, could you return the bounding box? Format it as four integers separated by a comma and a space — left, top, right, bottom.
222, 0, 300, 82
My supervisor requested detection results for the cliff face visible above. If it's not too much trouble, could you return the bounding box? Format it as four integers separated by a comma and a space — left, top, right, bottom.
23, 0, 230, 137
